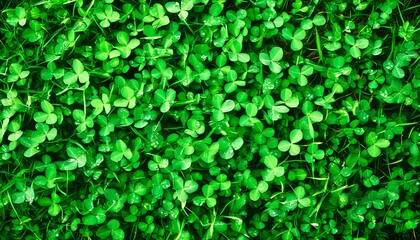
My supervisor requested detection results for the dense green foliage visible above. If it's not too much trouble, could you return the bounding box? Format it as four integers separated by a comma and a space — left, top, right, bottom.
1, 0, 420, 239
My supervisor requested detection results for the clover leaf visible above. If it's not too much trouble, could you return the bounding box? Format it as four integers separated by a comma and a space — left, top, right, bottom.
282, 185, 311, 211
300, 14, 326, 30
34, 100, 58, 125
304, 143, 325, 163
262, 155, 285, 182
144, 3, 170, 28
95, 4, 120, 28
63, 59, 89, 85
7, 63, 30, 83
114, 85, 136, 109
41, 62, 64, 81
259, 47, 283, 73
22, 20, 44, 42
263, 90, 299, 122
362, 169, 380, 187
152, 59, 173, 89
2, 1, 420, 239
278, 129, 303, 156
34, 164, 57, 189
223, 69, 246, 93
301, 101, 323, 139
288, 65, 314, 86
345, 35, 369, 58
173, 176, 198, 208
365, 132, 390, 158
110, 139, 132, 162
5, 6, 27, 26
11, 180, 34, 204
192, 184, 217, 208
229, 39, 250, 63
96, 219, 125, 240
239, 102, 261, 127
154, 88, 176, 113
199, 142, 219, 164
282, 27, 306, 51
294, 186, 311, 208
165, 0, 194, 20
244, 174, 269, 202
151, 174, 170, 200
95, 39, 120, 61
91, 93, 112, 115
37, 192, 61, 217
115, 31, 140, 58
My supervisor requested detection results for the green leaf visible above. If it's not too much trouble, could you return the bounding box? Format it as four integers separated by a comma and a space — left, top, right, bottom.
405, 220, 418, 230
202, 184, 214, 198
270, 47, 283, 61
12, 192, 25, 204
246, 103, 258, 117
231, 137, 243, 150
355, 38, 369, 49
290, 129, 303, 143
313, 15, 326, 26
73, 59, 84, 74
166, 2, 181, 13
107, 219, 120, 230
289, 144, 301, 156
291, 39, 303, 51
299, 197, 311, 207
184, 180, 198, 193
259, 52, 271, 65
96, 225, 111, 239
112, 229, 125, 240
181, 0, 194, 10
220, 100, 235, 113
41, 100, 54, 113
294, 186, 305, 199
269, 62, 281, 73
294, 28, 306, 40
350, 46, 361, 58
116, 31, 129, 46
365, 132, 378, 146
154, 89, 166, 103
263, 155, 278, 169
344, 35, 355, 45
249, 189, 260, 201
367, 145, 381, 157
115, 140, 127, 151
392, 67, 405, 78
375, 139, 390, 148
278, 140, 291, 152
160, 102, 171, 113
301, 19, 313, 30
63, 72, 78, 85
282, 28, 293, 40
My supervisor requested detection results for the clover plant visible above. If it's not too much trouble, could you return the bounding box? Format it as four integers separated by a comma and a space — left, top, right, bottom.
1, 0, 420, 239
